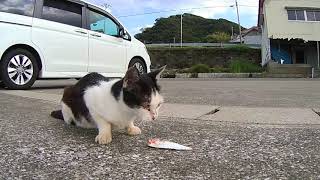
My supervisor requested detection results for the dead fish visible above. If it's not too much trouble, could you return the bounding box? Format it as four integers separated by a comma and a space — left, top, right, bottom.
147, 138, 192, 151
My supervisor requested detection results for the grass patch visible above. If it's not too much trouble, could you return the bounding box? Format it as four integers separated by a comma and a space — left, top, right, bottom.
226, 44, 252, 53
189, 64, 211, 73
210, 67, 230, 73
229, 59, 263, 73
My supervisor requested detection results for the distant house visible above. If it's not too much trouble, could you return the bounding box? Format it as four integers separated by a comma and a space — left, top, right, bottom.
230, 26, 262, 45
258, 0, 320, 67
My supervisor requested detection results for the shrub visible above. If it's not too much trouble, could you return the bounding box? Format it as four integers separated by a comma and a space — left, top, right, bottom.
229, 59, 263, 73
177, 68, 191, 73
189, 64, 211, 73
161, 70, 176, 78
206, 32, 230, 45
148, 47, 261, 69
226, 45, 251, 53
210, 67, 230, 73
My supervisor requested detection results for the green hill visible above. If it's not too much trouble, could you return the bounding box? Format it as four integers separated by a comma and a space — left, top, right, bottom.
134, 13, 244, 43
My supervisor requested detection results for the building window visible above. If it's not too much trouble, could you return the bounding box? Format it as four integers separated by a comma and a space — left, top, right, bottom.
287, 10, 296, 20
316, 11, 320, 21
296, 10, 305, 20
0, 0, 35, 17
287, 9, 320, 22
41, 0, 82, 28
306, 11, 316, 21
287, 10, 305, 21
306, 10, 320, 21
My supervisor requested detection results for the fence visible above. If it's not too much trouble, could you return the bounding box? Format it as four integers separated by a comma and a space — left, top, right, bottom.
146, 43, 261, 49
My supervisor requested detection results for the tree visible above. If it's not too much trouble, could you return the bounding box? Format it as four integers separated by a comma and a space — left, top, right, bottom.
206, 32, 230, 47
134, 14, 243, 43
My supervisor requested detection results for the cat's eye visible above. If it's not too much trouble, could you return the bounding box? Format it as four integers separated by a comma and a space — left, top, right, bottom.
157, 103, 162, 108
145, 105, 151, 111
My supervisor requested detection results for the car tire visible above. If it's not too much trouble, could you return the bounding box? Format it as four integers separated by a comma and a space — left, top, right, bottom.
0, 81, 5, 89
129, 58, 147, 74
0, 48, 39, 90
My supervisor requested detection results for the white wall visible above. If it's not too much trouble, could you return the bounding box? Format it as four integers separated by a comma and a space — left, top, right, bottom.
264, 0, 320, 41
244, 35, 262, 45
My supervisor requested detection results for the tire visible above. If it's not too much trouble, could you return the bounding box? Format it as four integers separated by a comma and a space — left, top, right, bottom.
0, 81, 4, 89
129, 58, 147, 74
0, 48, 39, 90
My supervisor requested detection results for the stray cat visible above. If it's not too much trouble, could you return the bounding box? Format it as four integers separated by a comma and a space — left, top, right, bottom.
51, 66, 166, 144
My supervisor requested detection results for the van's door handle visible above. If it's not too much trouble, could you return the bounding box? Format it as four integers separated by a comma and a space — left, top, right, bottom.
75, 29, 87, 34
91, 33, 102, 37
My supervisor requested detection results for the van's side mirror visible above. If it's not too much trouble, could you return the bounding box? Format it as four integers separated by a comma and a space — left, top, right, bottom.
119, 27, 131, 41
119, 27, 124, 37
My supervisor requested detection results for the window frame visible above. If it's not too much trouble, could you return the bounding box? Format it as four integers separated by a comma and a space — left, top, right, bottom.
0, 0, 36, 17
307, 10, 320, 22
295, 10, 305, 21
34, 0, 87, 28
286, 7, 320, 22
86, 5, 123, 38
287, 10, 297, 21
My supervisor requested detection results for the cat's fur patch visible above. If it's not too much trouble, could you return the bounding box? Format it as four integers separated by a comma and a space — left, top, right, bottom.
51, 66, 165, 144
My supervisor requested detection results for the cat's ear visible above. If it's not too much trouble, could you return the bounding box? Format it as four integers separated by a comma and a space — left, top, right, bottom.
148, 65, 166, 80
123, 66, 140, 88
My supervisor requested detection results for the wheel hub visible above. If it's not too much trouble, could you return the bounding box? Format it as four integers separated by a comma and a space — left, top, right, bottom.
17, 66, 24, 73
134, 62, 145, 74
7, 55, 33, 85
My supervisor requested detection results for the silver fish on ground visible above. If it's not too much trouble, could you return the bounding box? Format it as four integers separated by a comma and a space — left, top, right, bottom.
147, 139, 192, 151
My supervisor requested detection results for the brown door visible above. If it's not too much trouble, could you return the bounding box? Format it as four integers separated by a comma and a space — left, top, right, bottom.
296, 50, 305, 64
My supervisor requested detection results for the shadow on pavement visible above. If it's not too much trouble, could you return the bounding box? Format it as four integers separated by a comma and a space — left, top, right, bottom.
30, 85, 70, 90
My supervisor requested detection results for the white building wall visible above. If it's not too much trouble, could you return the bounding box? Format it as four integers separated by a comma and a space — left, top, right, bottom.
244, 35, 262, 45
264, 0, 320, 41
261, 27, 271, 66
261, 3, 271, 66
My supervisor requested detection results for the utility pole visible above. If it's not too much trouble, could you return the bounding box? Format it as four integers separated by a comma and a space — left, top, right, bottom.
235, 0, 242, 44
180, 14, 183, 47
231, 26, 234, 40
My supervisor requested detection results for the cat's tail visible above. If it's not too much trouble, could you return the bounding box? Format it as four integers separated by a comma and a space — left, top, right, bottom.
50, 110, 64, 120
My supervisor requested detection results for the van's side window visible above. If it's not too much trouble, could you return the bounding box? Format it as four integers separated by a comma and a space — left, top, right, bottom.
0, 0, 35, 17
41, 0, 82, 28
88, 10, 119, 37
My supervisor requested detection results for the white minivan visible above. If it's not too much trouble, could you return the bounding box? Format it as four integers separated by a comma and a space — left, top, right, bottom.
0, 0, 151, 89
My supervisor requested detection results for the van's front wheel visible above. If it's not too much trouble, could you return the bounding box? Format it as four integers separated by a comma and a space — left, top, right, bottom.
129, 58, 147, 74
0, 81, 5, 89
0, 48, 39, 89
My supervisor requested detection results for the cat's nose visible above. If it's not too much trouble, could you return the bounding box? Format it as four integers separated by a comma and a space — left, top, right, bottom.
150, 112, 156, 120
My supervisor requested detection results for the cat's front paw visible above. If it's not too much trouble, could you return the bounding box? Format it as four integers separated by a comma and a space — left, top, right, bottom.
95, 133, 112, 144
127, 126, 141, 136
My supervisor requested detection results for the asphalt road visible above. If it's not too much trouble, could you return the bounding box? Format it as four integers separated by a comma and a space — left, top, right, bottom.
31, 78, 320, 108
1, 79, 320, 179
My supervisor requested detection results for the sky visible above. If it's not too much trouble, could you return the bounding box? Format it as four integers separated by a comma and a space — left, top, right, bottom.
86, 0, 259, 35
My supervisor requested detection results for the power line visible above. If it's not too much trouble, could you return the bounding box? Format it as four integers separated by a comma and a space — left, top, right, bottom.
117, 4, 257, 18
117, 5, 234, 18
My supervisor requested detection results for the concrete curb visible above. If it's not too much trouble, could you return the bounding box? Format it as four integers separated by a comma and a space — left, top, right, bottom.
0, 90, 218, 119
174, 73, 314, 79
176, 73, 263, 78
1, 90, 320, 125
200, 106, 320, 125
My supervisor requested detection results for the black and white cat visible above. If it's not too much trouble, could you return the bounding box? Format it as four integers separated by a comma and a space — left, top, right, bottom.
51, 66, 165, 144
